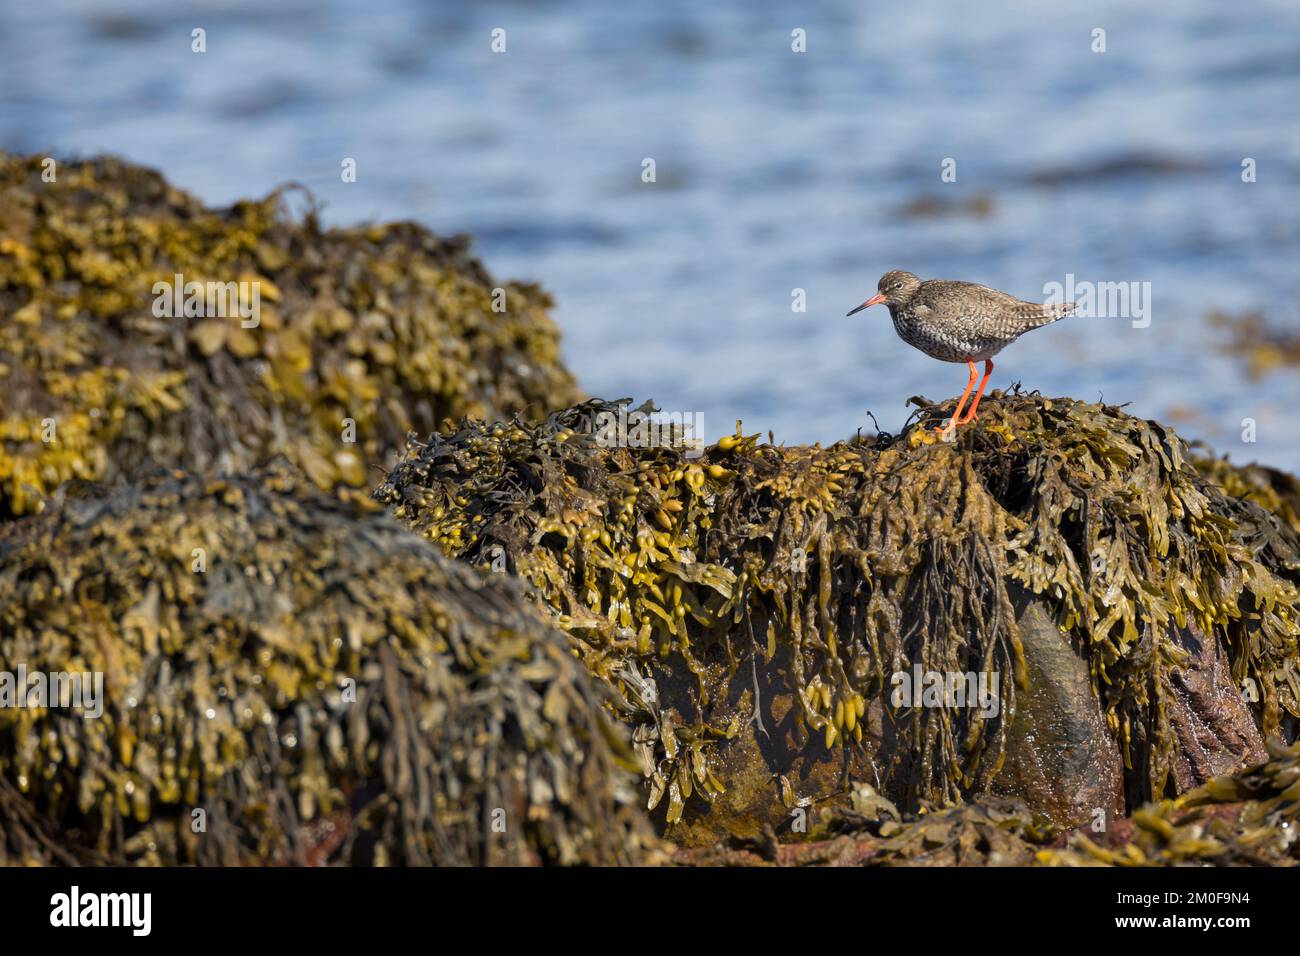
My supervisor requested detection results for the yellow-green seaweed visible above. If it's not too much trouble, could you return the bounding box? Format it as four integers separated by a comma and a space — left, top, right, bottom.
374, 394, 1300, 829
0, 467, 656, 865
0, 153, 581, 517
1191, 450, 1300, 536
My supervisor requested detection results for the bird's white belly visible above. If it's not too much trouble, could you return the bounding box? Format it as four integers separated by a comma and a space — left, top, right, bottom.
894, 315, 1006, 363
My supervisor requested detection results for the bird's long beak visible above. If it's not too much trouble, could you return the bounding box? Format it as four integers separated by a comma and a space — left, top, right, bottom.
846, 293, 886, 317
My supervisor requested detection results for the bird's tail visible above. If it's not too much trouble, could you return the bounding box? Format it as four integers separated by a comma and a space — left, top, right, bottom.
1014, 299, 1076, 330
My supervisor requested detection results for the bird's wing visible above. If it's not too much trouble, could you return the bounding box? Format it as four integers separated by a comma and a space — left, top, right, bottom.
1011, 298, 1077, 328
922, 280, 1021, 308
918, 280, 1075, 327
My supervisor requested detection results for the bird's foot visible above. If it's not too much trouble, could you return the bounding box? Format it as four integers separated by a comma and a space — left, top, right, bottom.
957, 409, 979, 426
934, 419, 958, 442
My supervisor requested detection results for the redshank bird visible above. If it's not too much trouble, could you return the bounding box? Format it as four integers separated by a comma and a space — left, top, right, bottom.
847, 270, 1075, 437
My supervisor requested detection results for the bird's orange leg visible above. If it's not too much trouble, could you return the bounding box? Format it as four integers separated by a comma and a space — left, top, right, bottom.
936, 360, 979, 436
957, 360, 994, 425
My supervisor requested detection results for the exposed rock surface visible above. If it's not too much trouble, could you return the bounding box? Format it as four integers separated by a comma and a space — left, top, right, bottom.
988, 593, 1125, 825
1164, 622, 1268, 795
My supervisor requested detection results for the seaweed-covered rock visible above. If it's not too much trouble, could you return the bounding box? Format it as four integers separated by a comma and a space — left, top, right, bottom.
674, 796, 1058, 867
1040, 737, 1300, 866
0, 468, 655, 865
374, 394, 1300, 840
0, 153, 581, 517
674, 738, 1300, 867
1193, 452, 1300, 536
1209, 308, 1300, 378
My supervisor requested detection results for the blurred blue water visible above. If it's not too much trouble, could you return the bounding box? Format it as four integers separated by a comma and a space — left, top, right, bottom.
3, 0, 1299, 468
